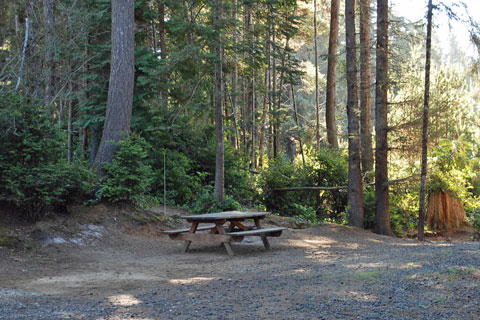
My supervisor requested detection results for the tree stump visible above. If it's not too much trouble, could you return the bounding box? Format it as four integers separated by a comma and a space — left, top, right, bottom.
427, 191, 468, 231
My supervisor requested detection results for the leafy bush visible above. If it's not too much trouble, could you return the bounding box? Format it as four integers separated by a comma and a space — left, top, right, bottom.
144, 113, 254, 206
259, 147, 348, 220
311, 147, 348, 218
465, 196, 480, 241
149, 148, 201, 204
363, 187, 376, 229
258, 156, 313, 217
0, 93, 94, 219
97, 134, 153, 203
427, 139, 474, 200
183, 185, 242, 213
292, 204, 318, 227
471, 209, 480, 241
384, 139, 477, 236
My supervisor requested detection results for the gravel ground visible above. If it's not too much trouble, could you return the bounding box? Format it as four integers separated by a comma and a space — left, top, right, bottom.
0, 221, 479, 320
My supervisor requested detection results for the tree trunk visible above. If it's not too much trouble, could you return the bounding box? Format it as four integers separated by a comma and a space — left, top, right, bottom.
259, 17, 272, 166
275, 29, 291, 157
359, 0, 373, 173
258, 59, 269, 167
15, 15, 21, 36
272, 25, 278, 158
90, 130, 100, 166
15, 17, 30, 92
231, 0, 239, 149
418, 0, 433, 241
325, 0, 339, 149
213, 0, 224, 202
80, 127, 87, 154
246, 4, 256, 168
291, 84, 305, 165
93, 0, 135, 173
374, 0, 392, 235
158, 0, 168, 109
67, 77, 73, 163
158, 0, 167, 58
43, 0, 55, 104
267, 21, 273, 160
184, 0, 193, 46
346, 0, 364, 228
314, 0, 320, 150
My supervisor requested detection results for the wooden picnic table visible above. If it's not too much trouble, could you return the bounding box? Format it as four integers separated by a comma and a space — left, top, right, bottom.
162, 211, 286, 256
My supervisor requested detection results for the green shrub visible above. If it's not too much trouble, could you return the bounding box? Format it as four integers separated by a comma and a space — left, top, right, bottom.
363, 187, 376, 229
0, 93, 94, 219
144, 113, 254, 206
224, 144, 256, 206
258, 156, 312, 216
471, 209, 480, 241
427, 139, 474, 200
311, 147, 348, 218
465, 197, 480, 241
97, 134, 153, 203
259, 147, 348, 220
382, 138, 478, 236
292, 204, 318, 227
149, 148, 201, 204
183, 185, 242, 213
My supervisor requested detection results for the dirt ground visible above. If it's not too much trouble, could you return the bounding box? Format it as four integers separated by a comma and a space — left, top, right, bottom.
0, 204, 479, 319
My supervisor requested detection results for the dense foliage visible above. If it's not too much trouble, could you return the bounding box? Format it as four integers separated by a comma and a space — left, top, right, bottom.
97, 134, 153, 203
259, 147, 348, 224
0, 0, 479, 239
0, 93, 94, 219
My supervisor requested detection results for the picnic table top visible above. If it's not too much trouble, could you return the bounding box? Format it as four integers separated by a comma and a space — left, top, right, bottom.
181, 211, 270, 221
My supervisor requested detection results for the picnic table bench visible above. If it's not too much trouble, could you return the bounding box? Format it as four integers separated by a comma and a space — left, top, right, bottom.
162, 211, 286, 256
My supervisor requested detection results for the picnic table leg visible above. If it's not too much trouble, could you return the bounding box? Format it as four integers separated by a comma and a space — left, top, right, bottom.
254, 218, 271, 250
215, 223, 234, 256
183, 221, 199, 253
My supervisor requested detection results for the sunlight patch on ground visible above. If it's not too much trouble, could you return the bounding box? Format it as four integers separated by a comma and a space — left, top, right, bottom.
108, 294, 142, 306
169, 277, 214, 285
293, 268, 308, 274
398, 262, 422, 269
286, 238, 338, 249
304, 239, 333, 245
346, 290, 378, 301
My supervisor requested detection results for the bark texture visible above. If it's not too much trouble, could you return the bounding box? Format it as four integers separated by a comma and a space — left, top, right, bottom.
427, 192, 468, 231
93, 0, 135, 173
359, 0, 373, 173
346, 0, 364, 228
325, 0, 339, 149
213, 0, 225, 202
418, 0, 433, 241
374, 0, 392, 235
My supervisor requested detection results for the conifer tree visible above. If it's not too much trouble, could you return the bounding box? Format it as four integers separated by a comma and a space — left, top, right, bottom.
346, 0, 365, 227
375, 0, 392, 235
93, 0, 135, 173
